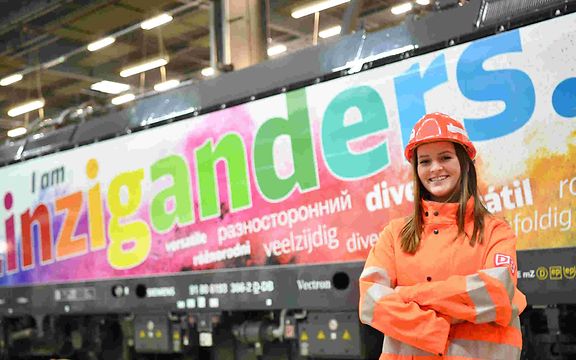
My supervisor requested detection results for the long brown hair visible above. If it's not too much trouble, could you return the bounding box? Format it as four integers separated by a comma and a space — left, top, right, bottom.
400, 143, 491, 253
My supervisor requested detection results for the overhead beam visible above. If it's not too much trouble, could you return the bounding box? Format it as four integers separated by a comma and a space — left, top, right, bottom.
0, 0, 66, 38
269, 11, 308, 38
0, 118, 24, 129
46, 65, 117, 83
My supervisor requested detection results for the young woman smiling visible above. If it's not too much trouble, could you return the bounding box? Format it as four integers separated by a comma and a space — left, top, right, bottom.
359, 113, 526, 359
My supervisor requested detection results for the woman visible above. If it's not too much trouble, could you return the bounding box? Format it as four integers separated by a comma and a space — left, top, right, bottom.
359, 113, 526, 359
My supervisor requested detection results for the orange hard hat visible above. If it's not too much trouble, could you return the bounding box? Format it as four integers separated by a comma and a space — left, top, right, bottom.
404, 112, 476, 162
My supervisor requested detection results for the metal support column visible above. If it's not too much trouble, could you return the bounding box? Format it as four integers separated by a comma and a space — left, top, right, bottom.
210, 0, 225, 72
221, 0, 267, 71
341, 0, 364, 34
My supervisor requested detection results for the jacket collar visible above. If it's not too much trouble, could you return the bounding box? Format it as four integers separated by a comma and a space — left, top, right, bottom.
421, 197, 475, 237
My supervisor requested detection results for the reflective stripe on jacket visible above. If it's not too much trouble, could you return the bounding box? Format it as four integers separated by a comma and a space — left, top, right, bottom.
359, 198, 527, 359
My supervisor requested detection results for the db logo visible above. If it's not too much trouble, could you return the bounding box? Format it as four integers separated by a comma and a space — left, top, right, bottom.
495, 253, 515, 274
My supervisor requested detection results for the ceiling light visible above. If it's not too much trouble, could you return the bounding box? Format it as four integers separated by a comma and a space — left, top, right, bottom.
319, 25, 342, 39
0, 73, 23, 86
267, 44, 287, 56
7, 127, 27, 138
42, 56, 66, 69
201, 67, 215, 77
391, 2, 413, 15
90, 81, 131, 94
291, 0, 350, 18
87, 37, 116, 52
140, 14, 173, 30
120, 57, 168, 77
111, 93, 135, 105
416, 0, 431, 4
154, 79, 180, 92
8, 99, 45, 117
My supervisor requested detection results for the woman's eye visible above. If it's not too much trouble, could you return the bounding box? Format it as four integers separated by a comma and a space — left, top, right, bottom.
419, 160, 430, 165
442, 156, 452, 161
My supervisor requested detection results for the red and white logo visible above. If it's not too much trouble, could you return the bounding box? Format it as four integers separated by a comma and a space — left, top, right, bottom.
495, 254, 512, 266
495, 253, 515, 274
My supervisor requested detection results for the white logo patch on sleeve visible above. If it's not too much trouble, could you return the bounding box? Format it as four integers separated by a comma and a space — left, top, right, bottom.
495, 253, 515, 274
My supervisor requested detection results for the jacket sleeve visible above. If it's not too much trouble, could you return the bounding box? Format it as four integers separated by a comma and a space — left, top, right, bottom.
397, 220, 527, 327
359, 224, 451, 355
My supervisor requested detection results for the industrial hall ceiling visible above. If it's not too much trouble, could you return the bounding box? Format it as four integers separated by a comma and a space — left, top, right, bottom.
0, 0, 435, 141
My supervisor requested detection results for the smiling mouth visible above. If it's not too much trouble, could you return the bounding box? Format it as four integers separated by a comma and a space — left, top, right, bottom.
429, 176, 448, 183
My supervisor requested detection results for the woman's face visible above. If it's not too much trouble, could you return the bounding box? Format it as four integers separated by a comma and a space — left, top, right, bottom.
416, 141, 462, 202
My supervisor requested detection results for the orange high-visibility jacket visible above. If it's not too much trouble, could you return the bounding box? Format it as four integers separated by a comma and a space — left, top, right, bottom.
359, 198, 527, 359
